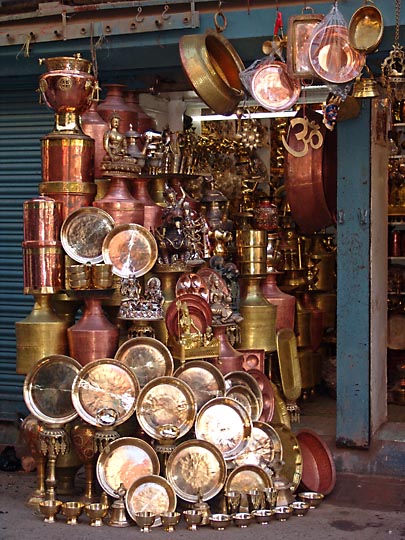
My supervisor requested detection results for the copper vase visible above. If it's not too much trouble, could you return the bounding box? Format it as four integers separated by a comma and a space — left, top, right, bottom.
93, 173, 143, 226
210, 324, 244, 375
97, 84, 134, 133
261, 273, 295, 331
81, 101, 109, 179
124, 89, 156, 134
130, 176, 163, 231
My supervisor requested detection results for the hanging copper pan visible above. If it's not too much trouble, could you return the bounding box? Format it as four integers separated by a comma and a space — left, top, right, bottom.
287, 8, 324, 79
348, 0, 384, 54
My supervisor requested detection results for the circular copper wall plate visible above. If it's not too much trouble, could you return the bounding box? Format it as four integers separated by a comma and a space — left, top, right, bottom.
165, 294, 212, 340
251, 60, 301, 112
296, 428, 336, 495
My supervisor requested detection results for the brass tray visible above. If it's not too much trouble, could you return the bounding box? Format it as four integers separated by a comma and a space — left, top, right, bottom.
71, 359, 140, 428
61, 206, 115, 264
23, 354, 81, 425
348, 2, 384, 54
286, 11, 324, 78
233, 420, 282, 470
270, 381, 291, 429
276, 328, 302, 402
246, 368, 275, 422
115, 337, 174, 388
135, 376, 196, 441
173, 360, 226, 411
225, 384, 260, 422
251, 60, 301, 112
96, 436, 160, 498
224, 371, 263, 419
272, 423, 303, 492
194, 397, 252, 461
224, 463, 273, 495
166, 439, 227, 502
102, 223, 158, 278
125, 474, 177, 522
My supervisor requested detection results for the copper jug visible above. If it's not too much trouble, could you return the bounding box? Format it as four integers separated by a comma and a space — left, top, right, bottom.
81, 101, 109, 179
261, 273, 295, 331
97, 84, 134, 134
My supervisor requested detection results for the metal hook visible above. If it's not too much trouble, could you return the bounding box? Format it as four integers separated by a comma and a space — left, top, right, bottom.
135, 5, 144, 23
162, 3, 170, 20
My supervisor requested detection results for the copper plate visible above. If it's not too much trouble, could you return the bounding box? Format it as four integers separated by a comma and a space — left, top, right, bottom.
233, 420, 282, 470
23, 354, 81, 425
226, 384, 261, 422
251, 60, 301, 112
165, 294, 212, 340
173, 360, 226, 411
96, 436, 160, 498
71, 359, 140, 427
194, 397, 252, 461
166, 439, 227, 502
309, 25, 365, 84
225, 463, 273, 495
125, 474, 176, 521
272, 423, 303, 492
276, 328, 302, 402
246, 369, 275, 423
287, 12, 324, 78
115, 337, 174, 388
175, 273, 210, 301
61, 207, 114, 264
224, 371, 263, 419
296, 428, 336, 495
136, 376, 196, 441
102, 223, 158, 278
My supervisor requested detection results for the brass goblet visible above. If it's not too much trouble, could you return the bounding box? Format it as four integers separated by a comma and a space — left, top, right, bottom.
160, 511, 181, 532
247, 488, 265, 513
84, 503, 109, 526
224, 490, 241, 516
262, 487, 278, 509
39, 499, 63, 523
134, 511, 156, 532
61, 501, 84, 525
183, 509, 203, 531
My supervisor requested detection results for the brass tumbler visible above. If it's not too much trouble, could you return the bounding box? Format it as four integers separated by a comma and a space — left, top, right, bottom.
235, 229, 267, 276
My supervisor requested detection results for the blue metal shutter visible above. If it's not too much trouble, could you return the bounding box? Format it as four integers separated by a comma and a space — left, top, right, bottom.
0, 79, 53, 420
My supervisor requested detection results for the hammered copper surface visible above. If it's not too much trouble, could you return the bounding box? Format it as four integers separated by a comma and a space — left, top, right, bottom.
234, 421, 282, 469
23, 196, 62, 243
71, 359, 139, 427
251, 60, 301, 112
226, 384, 261, 421
23, 354, 81, 424
96, 437, 160, 497
23, 244, 64, 294
61, 207, 115, 264
125, 475, 176, 521
166, 439, 226, 502
41, 133, 94, 183
272, 423, 303, 492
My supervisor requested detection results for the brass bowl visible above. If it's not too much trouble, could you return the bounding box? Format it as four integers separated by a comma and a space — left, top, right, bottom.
39, 499, 63, 523
252, 508, 275, 525
160, 511, 181, 532
290, 501, 310, 516
274, 505, 293, 521
209, 513, 232, 530
297, 491, 324, 508
233, 512, 252, 528
348, 3, 384, 54
61, 501, 84, 525
183, 509, 203, 531
134, 511, 156, 532
84, 503, 109, 526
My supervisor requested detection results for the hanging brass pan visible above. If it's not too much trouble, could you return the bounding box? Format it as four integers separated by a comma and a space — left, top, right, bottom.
348, 1, 384, 54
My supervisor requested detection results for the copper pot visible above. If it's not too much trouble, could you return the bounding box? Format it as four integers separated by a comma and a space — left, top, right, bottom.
124, 90, 156, 134
81, 102, 109, 179
97, 84, 134, 133
261, 273, 295, 331
93, 174, 144, 226
210, 324, 244, 375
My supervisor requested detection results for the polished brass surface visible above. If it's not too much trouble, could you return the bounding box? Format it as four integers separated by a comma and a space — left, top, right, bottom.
272, 424, 302, 492
276, 328, 302, 403
70, 421, 98, 504
21, 415, 47, 507
133, 511, 156, 532
297, 491, 324, 508
225, 464, 273, 499
274, 505, 293, 521
39, 499, 63, 523
60, 501, 84, 525
233, 512, 252, 528
348, 1, 384, 54
173, 360, 225, 411
84, 503, 109, 526
160, 511, 181, 532
270, 381, 291, 429
233, 420, 282, 470
209, 513, 232, 530
224, 370, 264, 418
183, 509, 203, 531
226, 384, 260, 421
252, 508, 275, 524
125, 474, 177, 523
291, 500, 310, 516
39, 54, 92, 73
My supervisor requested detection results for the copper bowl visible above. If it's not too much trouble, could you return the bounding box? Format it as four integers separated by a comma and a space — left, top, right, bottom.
179, 29, 245, 116
296, 428, 336, 495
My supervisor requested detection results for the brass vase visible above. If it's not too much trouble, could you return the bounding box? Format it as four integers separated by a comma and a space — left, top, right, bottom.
15, 293, 68, 374
55, 422, 83, 496
261, 273, 295, 331
93, 173, 143, 226
298, 292, 325, 352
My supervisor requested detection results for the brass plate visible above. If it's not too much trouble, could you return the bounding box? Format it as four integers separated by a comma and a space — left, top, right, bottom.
224, 371, 263, 419
96, 436, 160, 498
136, 376, 196, 441
115, 337, 174, 388
173, 360, 226, 411
125, 474, 177, 522
102, 223, 158, 278
233, 420, 282, 469
71, 359, 140, 427
61, 207, 114, 264
251, 60, 301, 112
286, 12, 324, 78
166, 439, 227, 502
225, 384, 260, 422
225, 463, 273, 494
23, 354, 81, 425
246, 368, 275, 423
272, 423, 303, 492
276, 328, 302, 402
194, 397, 252, 461
270, 381, 291, 429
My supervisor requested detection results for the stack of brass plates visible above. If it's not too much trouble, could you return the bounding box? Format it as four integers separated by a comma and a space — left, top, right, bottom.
174, 360, 225, 411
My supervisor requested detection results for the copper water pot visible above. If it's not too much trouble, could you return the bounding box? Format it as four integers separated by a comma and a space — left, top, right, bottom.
39, 181, 97, 221
97, 84, 134, 133
124, 89, 156, 134
261, 273, 295, 331
210, 324, 244, 375
93, 174, 144, 226
81, 101, 109, 179
23, 196, 62, 244
130, 176, 163, 231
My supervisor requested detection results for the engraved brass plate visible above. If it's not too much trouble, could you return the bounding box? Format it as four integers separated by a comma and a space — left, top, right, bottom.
166, 439, 226, 502
276, 328, 302, 402
194, 397, 252, 461
125, 474, 176, 521
61, 207, 115, 264
225, 463, 273, 495
136, 376, 196, 441
233, 420, 282, 470
71, 359, 140, 427
224, 371, 263, 419
226, 384, 260, 421
23, 354, 81, 425
272, 423, 303, 492
96, 436, 160, 498
173, 360, 225, 411
115, 337, 174, 388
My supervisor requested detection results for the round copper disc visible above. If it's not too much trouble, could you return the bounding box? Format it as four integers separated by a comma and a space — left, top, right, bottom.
251, 60, 301, 112
296, 428, 336, 495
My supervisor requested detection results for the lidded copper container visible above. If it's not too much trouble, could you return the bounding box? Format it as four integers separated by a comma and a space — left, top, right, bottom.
97, 84, 134, 133
23, 196, 62, 244
23, 244, 64, 294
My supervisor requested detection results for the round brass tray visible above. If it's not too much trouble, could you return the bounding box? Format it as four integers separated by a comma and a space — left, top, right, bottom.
251, 60, 301, 112
96, 436, 160, 498
173, 360, 226, 411
166, 439, 227, 502
125, 474, 177, 522
135, 376, 196, 441
348, 3, 383, 54
224, 371, 263, 420
224, 463, 273, 495
246, 369, 275, 423
61, 206, 115, 264
23, 354, 81, 425
102, 223, 158, 278
233, 420, 282, 470
71, 359, 140, 428
194, 397, 252, 461
115, 337, 174, 388
225, 384, 261, 421
272, 423, 303, 492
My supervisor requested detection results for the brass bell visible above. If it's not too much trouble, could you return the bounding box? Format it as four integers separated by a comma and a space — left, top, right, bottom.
352, 65, 379, 99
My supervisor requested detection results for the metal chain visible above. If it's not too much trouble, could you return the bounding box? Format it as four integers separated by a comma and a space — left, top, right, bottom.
395, 0, 401, 46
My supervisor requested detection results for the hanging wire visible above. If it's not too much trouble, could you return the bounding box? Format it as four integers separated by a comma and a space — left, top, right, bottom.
16, 32, 33, 59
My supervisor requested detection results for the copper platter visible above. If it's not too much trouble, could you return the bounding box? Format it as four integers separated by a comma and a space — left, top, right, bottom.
233, 420, 282, 470
224, 371, 263, 419
276, 328, 302, 402
224, 463, 273, 495
61, 207, 114, 264
114, 337, 174, 388
225, 384, 261, 422
175, 273, 210, 301
287, 12, 324, 78
135, 376, 196, 441
194, 396, 252, 461
23, 354, 81, 425
251, 60, 301, 112
272, 423, 303, 492
166, 439, 227, 502
71, 359, 140, 427
296, 428, 336, 495
246, 368, 275, 423
96, 436, 160, 498
197, 267, 229, 297
125, 474, 177, 522
165, 294, 212, 340
102, 223, 158, 278
173, 360, 226, 411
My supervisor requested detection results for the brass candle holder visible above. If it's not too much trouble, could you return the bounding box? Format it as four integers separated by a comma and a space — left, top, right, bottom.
39, 423, 69, 501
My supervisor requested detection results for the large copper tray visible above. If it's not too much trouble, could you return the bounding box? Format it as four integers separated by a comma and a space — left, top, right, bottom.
102, 223, 158, 278
61, 207, 114, 264
276, 328, 302, 402
233, 420, 282, 470
165, 294, 212, 340
251, 60, 301, 112
96, 437, 160, 498
225, 384, 261, 421
272, 423, 303, 492
114, 337, 174, 388
125, 474, 177, 522
135, 376, 196, 441
173, 360, 226, 411
194, 396, 252, 461
71, 359, 140, 427
166, 439, 227, 502
224, 371, 263, 419
23, 354, 81, 425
